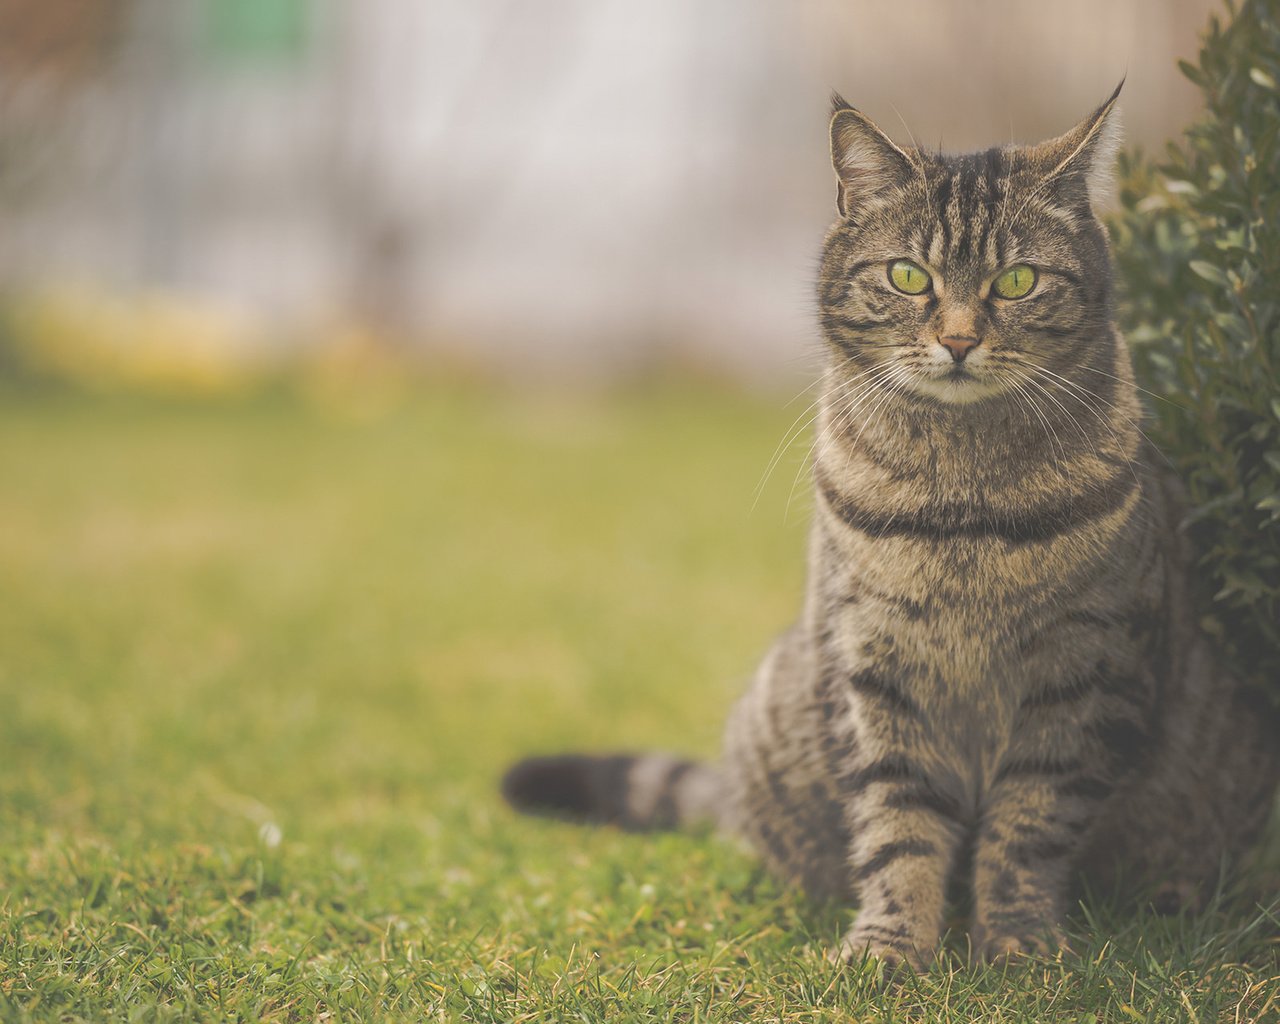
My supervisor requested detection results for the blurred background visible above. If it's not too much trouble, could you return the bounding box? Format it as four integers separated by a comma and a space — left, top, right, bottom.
0, 0, 1220, 391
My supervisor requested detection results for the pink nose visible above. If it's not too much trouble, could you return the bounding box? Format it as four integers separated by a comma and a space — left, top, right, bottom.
939, 335, 980, 363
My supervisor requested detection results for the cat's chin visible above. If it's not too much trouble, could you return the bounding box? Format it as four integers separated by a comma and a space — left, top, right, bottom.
910, 373, 1005, 406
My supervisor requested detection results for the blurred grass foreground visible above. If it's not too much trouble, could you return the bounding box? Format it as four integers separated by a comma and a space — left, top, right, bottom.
0, 363, 818, 1018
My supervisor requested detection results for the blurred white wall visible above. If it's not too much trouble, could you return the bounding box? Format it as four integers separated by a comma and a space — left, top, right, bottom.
0, 0, 1217, 384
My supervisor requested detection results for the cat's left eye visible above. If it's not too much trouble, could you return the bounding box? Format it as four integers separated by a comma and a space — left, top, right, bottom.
992, 264, 1038, 300
888, 259, 931, 295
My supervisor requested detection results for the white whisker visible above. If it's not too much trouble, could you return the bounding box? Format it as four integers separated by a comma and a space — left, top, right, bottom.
782, 361, 903, 523
1076, 362, 1185, 410
1027, 362, 1170, 470
997, 370, 1069, 475
1021, 364, 1144, 489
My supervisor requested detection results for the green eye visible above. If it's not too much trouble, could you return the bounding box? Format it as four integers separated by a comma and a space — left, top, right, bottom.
888, 260, 931, 295
992, 264, 1037, 300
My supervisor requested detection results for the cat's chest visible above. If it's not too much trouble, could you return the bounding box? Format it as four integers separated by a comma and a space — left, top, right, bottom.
835, 527, 1077, 619
823, 528, 1113, 691
825, 544, 1073, 783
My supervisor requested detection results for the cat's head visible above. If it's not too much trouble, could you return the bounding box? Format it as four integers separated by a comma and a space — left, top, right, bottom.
818, 84, 1123, 407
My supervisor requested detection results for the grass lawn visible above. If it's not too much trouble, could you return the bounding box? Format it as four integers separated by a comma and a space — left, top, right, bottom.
1, 379, 1276, 1022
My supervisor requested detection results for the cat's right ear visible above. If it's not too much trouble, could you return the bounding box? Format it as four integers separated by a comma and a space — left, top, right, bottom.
829, 94, 915, 218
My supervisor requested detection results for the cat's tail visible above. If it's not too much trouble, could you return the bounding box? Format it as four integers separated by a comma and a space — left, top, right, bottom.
501, 753, 725, 831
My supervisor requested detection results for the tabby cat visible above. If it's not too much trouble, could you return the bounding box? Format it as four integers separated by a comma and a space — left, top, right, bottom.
502, 84, 1280, 969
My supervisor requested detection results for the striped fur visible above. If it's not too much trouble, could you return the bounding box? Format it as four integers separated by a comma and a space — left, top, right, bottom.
502, 753, 722, 831
503, 87, 1280, 971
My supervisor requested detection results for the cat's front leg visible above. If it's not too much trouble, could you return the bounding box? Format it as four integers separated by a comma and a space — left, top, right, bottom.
969, 768, 1083, 962
831, 713, 967, 970
972, 663, 1155, 962
970, 749, 1135, 961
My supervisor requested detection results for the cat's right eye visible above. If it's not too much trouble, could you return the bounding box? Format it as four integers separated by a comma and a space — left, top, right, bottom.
992, 264, 1038, 300
888, 259, 931, 295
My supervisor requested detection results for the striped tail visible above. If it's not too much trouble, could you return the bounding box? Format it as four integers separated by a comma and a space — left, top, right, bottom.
501, 753, 724, 831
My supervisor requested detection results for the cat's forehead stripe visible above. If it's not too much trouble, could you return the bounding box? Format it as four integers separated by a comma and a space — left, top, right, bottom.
912, 148, 1032, 274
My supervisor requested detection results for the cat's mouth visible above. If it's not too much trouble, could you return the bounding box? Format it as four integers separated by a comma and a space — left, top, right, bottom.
910, 363, 1005, 405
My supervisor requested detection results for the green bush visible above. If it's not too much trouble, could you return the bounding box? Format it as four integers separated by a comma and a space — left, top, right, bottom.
1112, 0, 1280, 701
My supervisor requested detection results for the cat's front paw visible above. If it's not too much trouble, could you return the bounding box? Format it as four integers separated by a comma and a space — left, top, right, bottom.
972, 924, 1066, 965
829, 923, 931, 974
1151, 879, 1203, 916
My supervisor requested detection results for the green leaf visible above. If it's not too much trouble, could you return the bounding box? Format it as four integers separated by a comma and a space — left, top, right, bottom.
1178, 59, 1208, 85
1189, 260, 1231, 286
1249, 67, 1278, 89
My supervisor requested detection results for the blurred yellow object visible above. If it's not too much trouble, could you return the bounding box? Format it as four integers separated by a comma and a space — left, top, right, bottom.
297, 324, 410, 419
6, 287, 265, 396
2, 286, 427, 416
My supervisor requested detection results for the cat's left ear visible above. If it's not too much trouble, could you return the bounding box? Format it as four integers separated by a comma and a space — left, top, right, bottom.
1028, 79, 1124, 210
829, 93, 916, 218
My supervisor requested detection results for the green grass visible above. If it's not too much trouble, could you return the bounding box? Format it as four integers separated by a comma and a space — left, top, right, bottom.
1, 381, 1277, 1022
